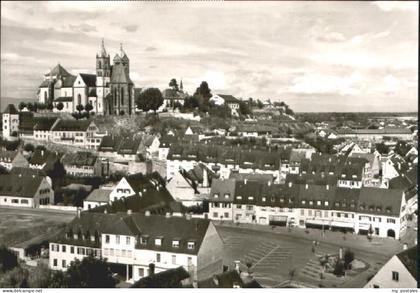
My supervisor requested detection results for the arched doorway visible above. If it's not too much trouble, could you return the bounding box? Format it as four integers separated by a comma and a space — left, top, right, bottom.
387, 229, 395, 238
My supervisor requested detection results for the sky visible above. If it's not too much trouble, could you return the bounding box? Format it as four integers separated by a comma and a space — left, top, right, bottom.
1, 1, 418, 112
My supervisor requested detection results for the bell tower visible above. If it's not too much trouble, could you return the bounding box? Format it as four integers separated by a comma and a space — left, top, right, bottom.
96, 39, 111, 114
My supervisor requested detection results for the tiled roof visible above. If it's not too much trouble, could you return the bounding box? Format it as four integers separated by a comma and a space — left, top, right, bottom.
216, 94, 240, 104
33, 117, 58, 131
358, 188, 404, 217
3, 104, 18, 114
61, 152, 98, 167
118, 137, 141, 155
338, 128, 412, 135
396, 245, 417, 280
85, 189, 112, 203
39, 80, 53, 88
0, 150, 18, 162
10, 167, 46, 177
209, 179, 236, 202
44, 64, 71, 77
79, 73, 97, 87
0, 174, 44, 198
29, 149, 57, 166
131, 266, 189, 288
51, 119, 91, 132
62, 75, 77, 87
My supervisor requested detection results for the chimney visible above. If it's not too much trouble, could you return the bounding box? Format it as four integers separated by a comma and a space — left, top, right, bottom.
244, 179, 248, 185
145, 210, 151, 217
185, 213, 192, 220
18, 174, 22, 177
234, 260, 241, 273
326, 184, 329, 190
104, 209, 108, 214
165, 212, 171, 218
267, 180, 271, 186
77, 208, 81, 218
127, 209, 132, 215
288, 182, 292, 187
305, 184, 308, 189
41, 150, 44, 156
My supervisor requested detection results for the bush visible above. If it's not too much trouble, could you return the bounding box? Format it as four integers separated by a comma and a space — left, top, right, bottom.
333, 261, 345, 277
344, 249, 354, 270
0, 246, 18, 272
23, 143, 35, 152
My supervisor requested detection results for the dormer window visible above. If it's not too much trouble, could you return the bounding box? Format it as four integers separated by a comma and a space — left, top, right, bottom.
187, 241, 195, 250
90, 235, 95, 242
280, 198, 284, 203
324, 201, 329, 206
317, 201, 321, 206
140, 236, 148, 245
224, 193, 230, 199
352, 175, 357, 179
341, 174, 346, 178
155, 238, 162, 246
74, 233, 78, 240
309, 201, 313, 205
248, 196, 254, 200
213, 193, 219, 198
335, 202, 340, 207
262, 197, 266, 202
172, 240, 180, 248
237, 196, 242, 200
301, 200, 306, 205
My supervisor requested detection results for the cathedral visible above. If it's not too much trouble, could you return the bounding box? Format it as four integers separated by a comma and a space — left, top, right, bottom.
38, 40, 135, 115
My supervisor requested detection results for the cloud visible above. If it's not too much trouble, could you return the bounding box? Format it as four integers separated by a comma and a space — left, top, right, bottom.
316, 32, 346, 43
69, 23, 97, 33
373, 1, 418, 12
145, 46, 157, 52
124, 24, 138, 32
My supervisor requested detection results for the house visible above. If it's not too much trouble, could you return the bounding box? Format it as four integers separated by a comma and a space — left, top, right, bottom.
166, 165, 214, 207
0, 150, 29, 171
208, 179, 409, 239
83, 188, 112, 210
210, 94, 240, 116
50, 119, 102, 149
158, 135, 177, 160
49, 211, 224, 284
236, 124, 275, 138
161, 89, 187, 110
365, 246, 417, 288
139, 135, 160, 159
98, 135, 141, 161
29, 148, 58, 170
33, 117, 58, 141
0, 174, 54, 207
61, 152, 103, 177
131, 266, 191, 288
337, 128, 413, 141
2, 104, 19, 140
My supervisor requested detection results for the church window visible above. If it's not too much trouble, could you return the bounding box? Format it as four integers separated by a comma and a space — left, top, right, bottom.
77, 94, 81, 105
98, 71, 102, 77
121, 88, 124, 105
44, 92, 47, 102
114, 88, 117, 106
98, 61, 102, 69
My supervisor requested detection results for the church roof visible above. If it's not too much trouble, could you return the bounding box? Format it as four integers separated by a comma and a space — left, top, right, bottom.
62, 75, 77, 87
79, 74, 97, 87
39, 80, 53, 88
44, 64, 71, 77
97, 39, 108, 57
111, 64, 133, 84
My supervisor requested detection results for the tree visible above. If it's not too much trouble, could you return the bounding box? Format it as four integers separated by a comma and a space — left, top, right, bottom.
18, 102, 26, 111
395, 141, 411, 157
23, 143, 35, 152
65, 256, 117, 288
193, 81, 212, 112
257, 100, 264, 109
76, 104, 84, 113
239, 101, 251, 116
26, 103, 34, 112
46, 103, 54, 111
375, 142, 389, 155
85, 103, 93, 114
169, 78, 179, 91
0, 267, 29, 288
285, 107, 294, 116
136, 88, 163, 113
0, 245, 18, 272
333, 261, 345, 277
56, 102, 64, 111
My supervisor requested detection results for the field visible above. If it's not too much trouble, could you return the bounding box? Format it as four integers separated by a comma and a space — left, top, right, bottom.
0, 207, 76, 247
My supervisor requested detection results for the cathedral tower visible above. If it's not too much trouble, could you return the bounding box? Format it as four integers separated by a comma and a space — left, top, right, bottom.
96, 39, 111, 114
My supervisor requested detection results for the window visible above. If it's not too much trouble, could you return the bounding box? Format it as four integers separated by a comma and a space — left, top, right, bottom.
53, 259, 57, 267
62, 245, 66, 252
248, 196, 254, 200
155, 238, 162, 246
308, 210, 312, 216
213, 193, 219, 198
172, 255, 176, 265
324, 211, 328, 218
70, 246, 74, 254
224, 193, 230, 199
309, 201, 313, 205
224, 212, 229, 218
317, 201, 321, 206
62, 260, 66, 268
300, 209, 305, 216
188, 242, 195, 250
387, 218, 396, 224
138, 268, 145, 277
126, 237, 130, 245
116, 235, 120, 244
237, 196, 242, 200
213, 212, 218, 218
392, 271, 399, 282
325, 201, 329, 206
301, 200, 306, 205
105, 235, 110, 244
236, 205, 242, 209
172, 240, 179, 248
156, 253, 161, 262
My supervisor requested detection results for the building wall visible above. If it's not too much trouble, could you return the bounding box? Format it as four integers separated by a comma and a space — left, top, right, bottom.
49, 242, 101, 271
197, 222, 224, 281
0, 196, 33, 208
208, 202, 233, 221
364, 255, 417, 288
2, 113, 19, 139
109, 177, 136, 202
102, 233, 135, 265
83, 200, 107, 211
12, 152, 29, 169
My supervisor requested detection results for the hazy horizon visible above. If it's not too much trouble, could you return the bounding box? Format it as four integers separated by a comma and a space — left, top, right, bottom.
1, 1, 418, 112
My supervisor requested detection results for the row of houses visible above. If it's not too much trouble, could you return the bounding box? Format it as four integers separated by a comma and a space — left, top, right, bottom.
49, 210, 224, 285
207, 178, 413, 239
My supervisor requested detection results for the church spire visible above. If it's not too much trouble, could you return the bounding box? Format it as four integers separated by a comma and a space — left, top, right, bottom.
119, 43, 126, 57
180, 79, 183, 92
98, 38, 107, 57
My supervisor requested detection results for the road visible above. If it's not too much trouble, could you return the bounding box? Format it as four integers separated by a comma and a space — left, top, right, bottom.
216, 224, 403, 288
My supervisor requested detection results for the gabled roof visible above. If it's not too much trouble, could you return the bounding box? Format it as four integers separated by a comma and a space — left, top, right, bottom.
44, 64, 71, 77
215, 94, 240, 104
0, 150, 18, 162
62, 152, 98, 167
209, 179, 236, 202
0, 174, 45, 198
3, 104, 18, 114
79, 73, 97, 87
33, 117, 58, 131
54, 96, 73, 102
29, 148, 57, 166
357, 188, 404, 217
62, 75, 77, 87
51, 119, 92, 132
131, 266, 190, 288
85, 189, 112, 203
39, 80, 53, 88
396, 246, 417, 280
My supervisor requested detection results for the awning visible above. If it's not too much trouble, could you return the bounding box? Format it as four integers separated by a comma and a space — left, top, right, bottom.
330, 221, 355, 229
269, 215, 288, 222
